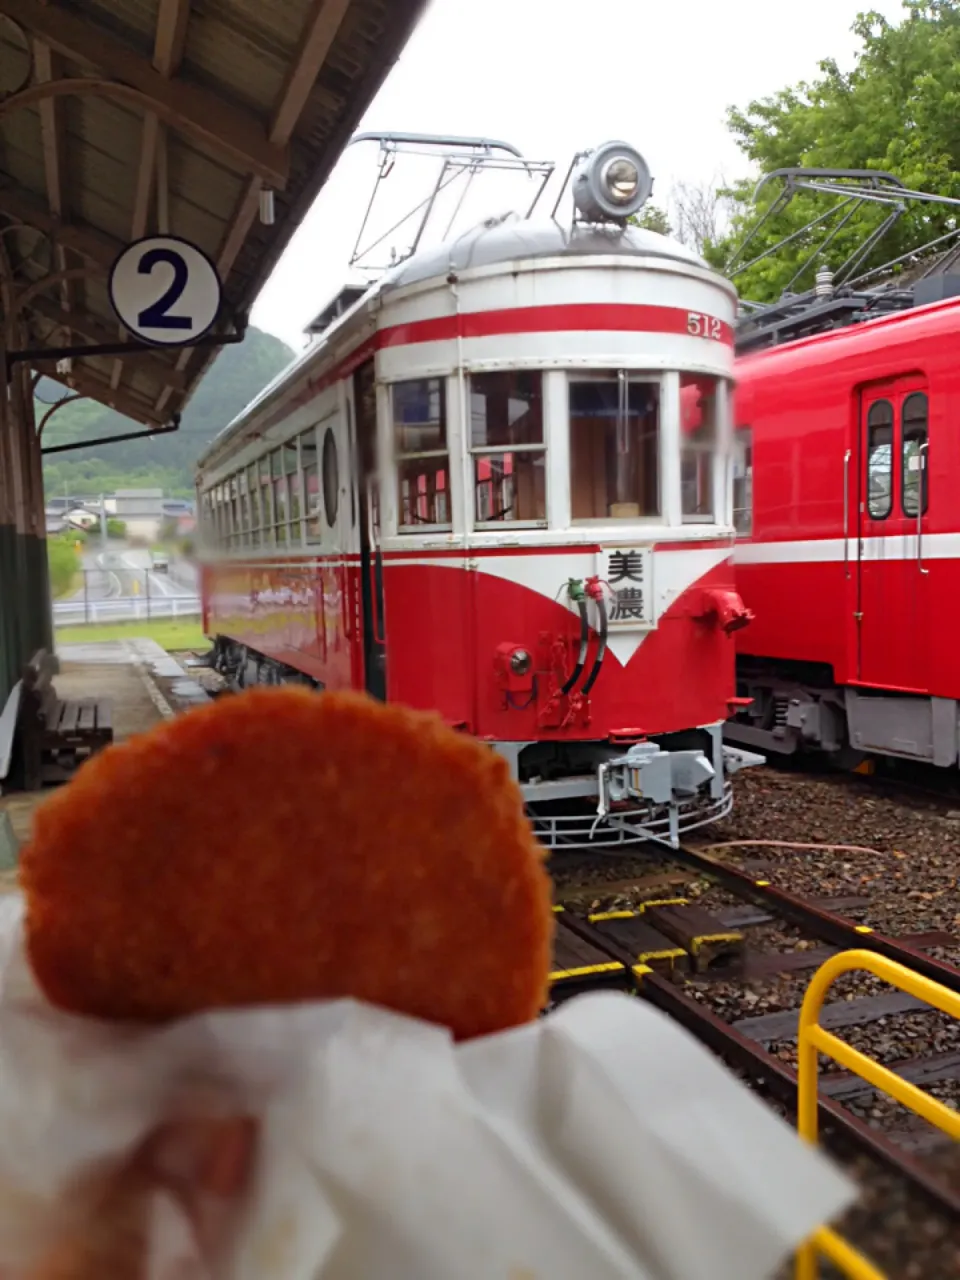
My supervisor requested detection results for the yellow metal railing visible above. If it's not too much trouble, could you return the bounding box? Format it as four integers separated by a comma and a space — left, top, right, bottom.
794, 949, 960, 1280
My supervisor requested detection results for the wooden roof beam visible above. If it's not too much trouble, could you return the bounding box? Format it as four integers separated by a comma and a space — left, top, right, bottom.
30, 295, 189, 392
0, 183, 122, 267
31, 40, 74, 324
115, 0, 192, 391
218, 0, 353, 278
131, 0, 191, 240
0, 0, 289, 187
43, 364, 169, 428
157, 0, 351, 415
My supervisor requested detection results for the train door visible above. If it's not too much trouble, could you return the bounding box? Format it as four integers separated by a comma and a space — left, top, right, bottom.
352, 359, 387, 699
856, 376, 930, 691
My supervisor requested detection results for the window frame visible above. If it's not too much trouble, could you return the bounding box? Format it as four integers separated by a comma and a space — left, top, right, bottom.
258, 457, 275, 547
392, 376, 452, 534
322, 424, 340, 529
301, 423, 325, 545
468, 370, 547, 529
567, 369, 664, 524
900, 391, 929, 519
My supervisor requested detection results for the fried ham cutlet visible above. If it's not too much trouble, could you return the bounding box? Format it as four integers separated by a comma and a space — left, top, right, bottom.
20, 687, 553, 1041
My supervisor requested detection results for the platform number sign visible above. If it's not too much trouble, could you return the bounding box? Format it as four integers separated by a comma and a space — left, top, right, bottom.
604, 546, 654, 628
108, 235, 222, 346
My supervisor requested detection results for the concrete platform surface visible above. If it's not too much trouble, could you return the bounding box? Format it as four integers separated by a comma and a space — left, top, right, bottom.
0, 640, 210, 866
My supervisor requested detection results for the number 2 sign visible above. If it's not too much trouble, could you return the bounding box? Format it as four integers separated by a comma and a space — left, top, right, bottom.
109, 235, 222, 346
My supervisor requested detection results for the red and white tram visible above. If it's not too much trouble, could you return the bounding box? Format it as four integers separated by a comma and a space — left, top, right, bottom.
196, 139, 761, 847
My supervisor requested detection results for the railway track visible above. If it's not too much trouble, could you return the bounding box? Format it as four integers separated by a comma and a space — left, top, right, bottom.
547, 840, 960, 1227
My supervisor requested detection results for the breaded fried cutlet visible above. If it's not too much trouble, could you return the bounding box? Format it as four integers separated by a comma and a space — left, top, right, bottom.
21, 687, 553, 1040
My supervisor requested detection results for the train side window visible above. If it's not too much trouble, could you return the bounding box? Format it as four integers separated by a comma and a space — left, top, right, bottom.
238, 470, 250, 545
392, 378, 451, 531
866, 400, 893, 520
227, 476, 238, 547
469, 371, 545, 525
901, 392, 928, 517
247, 464, 261, 547
259, 457, 275, 547
301, 427, 323, 543
208, 488, 218, 541
569, 373, 660, 520
270, 449, 289, 546
283, 440, 302, 544
733, 427, 753, 535
680, 373, 717, 522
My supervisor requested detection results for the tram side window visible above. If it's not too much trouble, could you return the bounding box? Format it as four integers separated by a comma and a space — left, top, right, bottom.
301, 426, 324, 543
284, 439, 302, 544
225, 476, 235, 545
733, 427, 753, 535
259, 458, 274, 547
238, 471, 251, 545
680, 373, 717, 522
247, 464, 261, 547
269, 449, 288, 546
901, 392, 929, 517
393, 378, 451, 530
470, 371, 545, 525
569, 374, 660, 520
866, 400, 893, 519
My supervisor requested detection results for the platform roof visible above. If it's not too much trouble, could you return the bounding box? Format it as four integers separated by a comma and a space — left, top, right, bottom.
0, 0, 427, 430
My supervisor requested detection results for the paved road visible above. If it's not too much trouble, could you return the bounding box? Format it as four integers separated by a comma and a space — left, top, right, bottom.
57, 547, 200, 623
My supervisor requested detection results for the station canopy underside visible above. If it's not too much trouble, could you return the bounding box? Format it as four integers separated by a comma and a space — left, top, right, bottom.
0, 0, 427, 429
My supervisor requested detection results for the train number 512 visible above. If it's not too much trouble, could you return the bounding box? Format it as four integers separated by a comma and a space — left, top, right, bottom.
687, 312, 723, 340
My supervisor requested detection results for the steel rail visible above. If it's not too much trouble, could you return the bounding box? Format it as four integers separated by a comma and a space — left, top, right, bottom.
555, 912, 960, 1220
648, 842, 960, 996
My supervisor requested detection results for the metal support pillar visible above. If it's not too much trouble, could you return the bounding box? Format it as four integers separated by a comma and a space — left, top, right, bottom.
0, 331, 20, 703
0, 316, 53, 707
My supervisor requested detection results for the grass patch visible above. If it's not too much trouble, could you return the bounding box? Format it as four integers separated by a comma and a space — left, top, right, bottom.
55, 617, 208, 650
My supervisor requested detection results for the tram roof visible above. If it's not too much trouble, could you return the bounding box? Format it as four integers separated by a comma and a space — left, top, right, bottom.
0, 0, 427, 429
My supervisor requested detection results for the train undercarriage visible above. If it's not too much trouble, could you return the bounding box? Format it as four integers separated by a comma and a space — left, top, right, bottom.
726, 656, 960, 771
210, 636, 763, 848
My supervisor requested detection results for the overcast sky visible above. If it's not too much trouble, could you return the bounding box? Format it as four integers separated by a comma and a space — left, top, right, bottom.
250, 0, 907, 350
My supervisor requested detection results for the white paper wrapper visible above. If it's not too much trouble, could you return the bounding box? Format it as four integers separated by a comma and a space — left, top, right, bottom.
0, 893, 854, 1278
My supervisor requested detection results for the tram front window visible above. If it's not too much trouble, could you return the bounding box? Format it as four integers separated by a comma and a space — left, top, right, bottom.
569, 374, 660, 520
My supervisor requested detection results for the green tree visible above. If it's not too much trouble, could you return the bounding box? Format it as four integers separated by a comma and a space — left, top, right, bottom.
46, 534, 80, 598
631, 205, 672, 236
714, 1, 960, 302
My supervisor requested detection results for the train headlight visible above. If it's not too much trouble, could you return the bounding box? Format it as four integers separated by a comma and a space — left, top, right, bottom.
510, 649, 532, 676
572, 141, 653, 224
603, 157, 640, 204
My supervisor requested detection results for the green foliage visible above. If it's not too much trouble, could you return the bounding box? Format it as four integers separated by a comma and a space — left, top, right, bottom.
46, 534, 80, 599
106, 519, 127, 539
715, 1, 960, 302
630, 205, 673, 236
40, 327, 294, 498
55, 618, 207, 650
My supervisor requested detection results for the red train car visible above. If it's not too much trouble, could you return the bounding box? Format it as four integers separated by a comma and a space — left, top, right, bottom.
727, 283, 960, 768
196, 140, 761, 847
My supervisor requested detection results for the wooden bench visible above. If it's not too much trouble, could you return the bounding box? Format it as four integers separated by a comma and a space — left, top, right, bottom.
13, 650, 113, 791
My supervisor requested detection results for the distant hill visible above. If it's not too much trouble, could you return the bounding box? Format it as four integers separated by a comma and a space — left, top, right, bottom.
40, 326, 295, 500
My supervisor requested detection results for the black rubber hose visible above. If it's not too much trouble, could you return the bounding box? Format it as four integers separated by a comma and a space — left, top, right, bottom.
560, 598, 589, 695
580, 594, 608, 695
